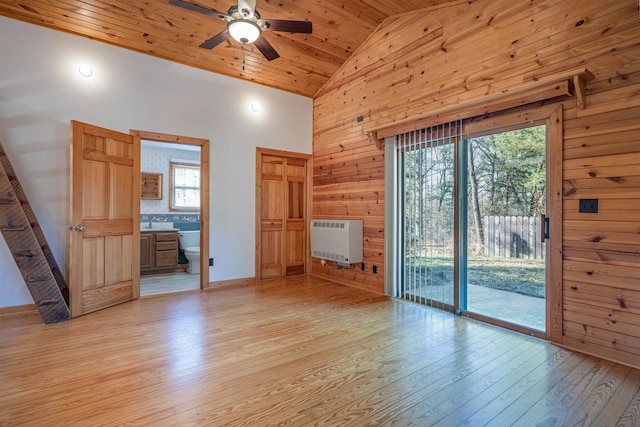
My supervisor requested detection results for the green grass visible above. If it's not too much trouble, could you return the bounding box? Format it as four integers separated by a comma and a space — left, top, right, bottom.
405, 255, 545, 298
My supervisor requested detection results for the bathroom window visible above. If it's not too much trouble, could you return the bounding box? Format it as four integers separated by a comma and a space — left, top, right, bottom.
170, 162, 200, 212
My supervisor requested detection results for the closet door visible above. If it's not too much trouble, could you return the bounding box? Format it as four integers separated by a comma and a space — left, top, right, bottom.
285, 158, 306, 276
259, 155, 286, 279
257, 149, 309, 280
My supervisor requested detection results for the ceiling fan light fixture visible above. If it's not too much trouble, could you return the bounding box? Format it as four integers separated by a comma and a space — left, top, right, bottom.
228, 19, 261, 44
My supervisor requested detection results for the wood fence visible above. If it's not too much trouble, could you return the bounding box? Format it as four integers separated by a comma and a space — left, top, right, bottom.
482, 216, 545, 260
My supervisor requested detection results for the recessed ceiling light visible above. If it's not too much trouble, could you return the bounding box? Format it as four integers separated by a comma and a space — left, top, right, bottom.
78, 65, 93, 78
250, 102, 261, 112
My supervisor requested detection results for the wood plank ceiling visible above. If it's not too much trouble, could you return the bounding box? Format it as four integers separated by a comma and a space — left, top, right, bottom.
0, 0, 457, 97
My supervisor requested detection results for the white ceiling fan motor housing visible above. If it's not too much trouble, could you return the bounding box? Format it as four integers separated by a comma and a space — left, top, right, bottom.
238, 0, 257, 18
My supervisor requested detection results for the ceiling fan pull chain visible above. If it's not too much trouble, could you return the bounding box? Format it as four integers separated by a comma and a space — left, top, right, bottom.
242, 45, 246, 71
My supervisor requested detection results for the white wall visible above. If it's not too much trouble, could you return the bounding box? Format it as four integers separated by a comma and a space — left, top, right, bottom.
0, 17, 312, 308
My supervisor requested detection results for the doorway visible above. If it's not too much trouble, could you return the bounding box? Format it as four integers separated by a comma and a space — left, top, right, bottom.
391, 105, 562, 339
461, 125, 547, 332
131, 130, 210, 294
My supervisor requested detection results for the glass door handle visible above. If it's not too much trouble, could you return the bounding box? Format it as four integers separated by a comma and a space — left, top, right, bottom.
540, 214, 549, 242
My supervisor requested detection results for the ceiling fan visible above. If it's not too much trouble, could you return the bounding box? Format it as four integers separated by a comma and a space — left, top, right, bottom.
169, 0, 313, 61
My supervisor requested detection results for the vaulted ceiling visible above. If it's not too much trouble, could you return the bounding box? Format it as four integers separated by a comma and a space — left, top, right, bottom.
0, 0, 457, 97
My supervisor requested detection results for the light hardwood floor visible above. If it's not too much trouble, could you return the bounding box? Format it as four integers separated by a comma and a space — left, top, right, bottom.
1, 275, 639, 426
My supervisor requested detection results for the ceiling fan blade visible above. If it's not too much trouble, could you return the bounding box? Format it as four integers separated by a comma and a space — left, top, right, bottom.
169, 0, 228, 21
199, 31, 230, 49
254, 36, 280, 61
261, 19, 312, 34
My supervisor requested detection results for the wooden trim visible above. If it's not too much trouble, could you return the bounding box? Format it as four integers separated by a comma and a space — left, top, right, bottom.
560, 337, 640, 371
255, 149, 262, 281
255, 147, 312, 160
282, 157, 289, 279
374, 74, 580, 140
305, 157, 313, 274
465, 119, 547, 140
131, 130, 210, 290
200, 141, 210, 289
0, 304, 37, 316
546, 106, 563, 344
464, 113, 551, 139
69, 120, 82, 316
462, 104, 560, 137
309, 273, 387, 296
130, 130, 209, 146
205, 276, 256, 289
132, 134, 141, 300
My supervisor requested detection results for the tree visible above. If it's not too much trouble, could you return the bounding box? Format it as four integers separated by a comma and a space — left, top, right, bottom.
467, 125, 546, 253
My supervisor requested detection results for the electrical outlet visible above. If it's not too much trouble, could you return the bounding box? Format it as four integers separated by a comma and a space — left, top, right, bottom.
372, 265, 377, 274
361, 263, 365, 271
209, 258, 214, 266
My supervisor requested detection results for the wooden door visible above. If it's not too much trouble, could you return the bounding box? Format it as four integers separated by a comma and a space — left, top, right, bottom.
285, 158, 306, 276
260, 155, 285, 279
69, 121, 140, 317
256, 149, 309, 280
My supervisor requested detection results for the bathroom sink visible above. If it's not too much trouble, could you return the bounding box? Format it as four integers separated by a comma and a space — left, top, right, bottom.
140, 222, 177, 231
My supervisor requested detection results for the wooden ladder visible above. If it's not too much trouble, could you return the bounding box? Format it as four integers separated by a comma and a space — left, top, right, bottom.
0, 142, 70, 323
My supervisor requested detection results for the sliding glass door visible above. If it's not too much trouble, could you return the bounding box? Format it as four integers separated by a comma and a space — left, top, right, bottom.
462, 125, 547, 332
393, 114, 556, 336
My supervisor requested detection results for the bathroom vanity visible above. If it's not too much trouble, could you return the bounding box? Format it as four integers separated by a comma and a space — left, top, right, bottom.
140, 230, 179, 275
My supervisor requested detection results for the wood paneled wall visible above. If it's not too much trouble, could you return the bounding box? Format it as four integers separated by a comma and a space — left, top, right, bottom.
312, 0, 640, 367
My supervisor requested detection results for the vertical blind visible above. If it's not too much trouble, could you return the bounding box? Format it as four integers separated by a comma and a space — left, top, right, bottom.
396, 122, 461, 311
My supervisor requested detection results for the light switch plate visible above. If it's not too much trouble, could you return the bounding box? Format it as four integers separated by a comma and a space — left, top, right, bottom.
579, 199, 598, 213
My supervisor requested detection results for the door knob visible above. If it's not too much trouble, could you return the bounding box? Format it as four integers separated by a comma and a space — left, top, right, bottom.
75, 225, 86, 232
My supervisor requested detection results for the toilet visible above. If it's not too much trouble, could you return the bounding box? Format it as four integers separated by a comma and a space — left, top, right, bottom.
177, 230, 200, 274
